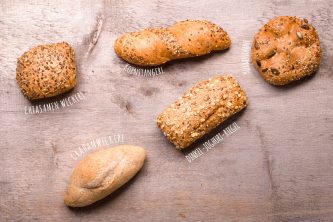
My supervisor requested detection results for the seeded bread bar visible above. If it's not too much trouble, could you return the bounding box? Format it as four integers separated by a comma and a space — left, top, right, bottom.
16, 42, 77, 100
157, 75, 247, 150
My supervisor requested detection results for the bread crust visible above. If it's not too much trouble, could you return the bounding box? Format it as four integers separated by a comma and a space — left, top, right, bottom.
64, 145, 146, 207
114, 20, 231, 66
16, 42, 77, 100
157, 75, 247, 150
251, 16, 321, 85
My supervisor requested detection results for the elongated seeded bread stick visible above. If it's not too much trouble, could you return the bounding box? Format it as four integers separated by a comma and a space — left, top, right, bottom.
114, 20, 231, 66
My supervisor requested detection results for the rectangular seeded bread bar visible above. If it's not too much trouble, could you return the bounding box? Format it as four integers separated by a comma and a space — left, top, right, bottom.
156, 75, 247, 150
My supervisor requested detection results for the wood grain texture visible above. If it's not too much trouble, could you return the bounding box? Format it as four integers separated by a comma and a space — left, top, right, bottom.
1, 0, 333, 221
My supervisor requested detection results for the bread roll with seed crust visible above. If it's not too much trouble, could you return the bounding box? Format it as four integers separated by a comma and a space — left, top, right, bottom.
157, 75, 247, 150
64, 145, 146, 207
251, 16, 321, 85
16, 42, 77, 100
114, 20, 231, 66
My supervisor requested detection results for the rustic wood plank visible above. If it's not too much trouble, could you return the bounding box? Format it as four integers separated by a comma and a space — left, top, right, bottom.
1, 0, 333, 221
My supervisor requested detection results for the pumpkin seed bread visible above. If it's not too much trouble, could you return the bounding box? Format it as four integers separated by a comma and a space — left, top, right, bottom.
157, 75, 247, 150
16, 42, 77, 100
114, 20, 231, 66
251, 16, 321, 85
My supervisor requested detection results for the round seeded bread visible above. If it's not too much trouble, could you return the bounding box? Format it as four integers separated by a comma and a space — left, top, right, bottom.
16, 42, 77, 100
251, 16, 321, 85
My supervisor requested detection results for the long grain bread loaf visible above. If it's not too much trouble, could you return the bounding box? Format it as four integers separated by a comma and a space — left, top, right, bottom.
114, 20, 231, 66
157, 75, 247, 150
64, 145, 146, 207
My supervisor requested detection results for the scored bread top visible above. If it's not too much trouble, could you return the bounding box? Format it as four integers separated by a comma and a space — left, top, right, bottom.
64, 145, 146, 207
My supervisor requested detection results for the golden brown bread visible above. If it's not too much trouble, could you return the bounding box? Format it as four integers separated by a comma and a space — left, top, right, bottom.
114, 20, 231, 66
157, 75, 247, 150
251, 16, 321, 85
16, 42, 77, 100
64, 145, 146, 207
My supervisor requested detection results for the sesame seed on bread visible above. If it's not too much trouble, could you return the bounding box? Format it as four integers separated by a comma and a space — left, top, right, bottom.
16, 42, 77, 100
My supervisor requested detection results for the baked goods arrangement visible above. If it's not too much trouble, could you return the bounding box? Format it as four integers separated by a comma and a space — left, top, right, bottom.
157, 75, 247, 150
114, 20, 231, 66
13, 16, 321, 207
251, 16, 321, 85
64, 145, 146, 207
16, 42, 77, 100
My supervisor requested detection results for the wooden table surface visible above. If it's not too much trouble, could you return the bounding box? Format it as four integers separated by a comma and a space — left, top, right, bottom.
1, 0, 333, 221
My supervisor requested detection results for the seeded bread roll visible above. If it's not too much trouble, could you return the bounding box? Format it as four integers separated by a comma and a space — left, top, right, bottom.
114, 20, 231, 66
64, 145, 146, 207
157, 75, 247, 150
16, 42, 77, 100
251, 16, 321, 85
